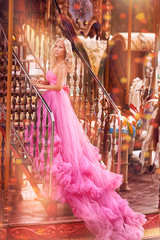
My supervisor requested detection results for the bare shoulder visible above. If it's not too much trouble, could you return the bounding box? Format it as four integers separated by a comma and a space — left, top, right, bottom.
57, 63, 67, 74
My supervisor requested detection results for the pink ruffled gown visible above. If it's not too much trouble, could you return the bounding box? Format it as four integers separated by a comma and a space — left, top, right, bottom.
29, 70, 146, 240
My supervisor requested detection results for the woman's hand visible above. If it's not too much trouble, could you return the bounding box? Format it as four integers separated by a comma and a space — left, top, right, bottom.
33, 82, 43, 89
31, 79, 49, 87
30, 79, 40, 85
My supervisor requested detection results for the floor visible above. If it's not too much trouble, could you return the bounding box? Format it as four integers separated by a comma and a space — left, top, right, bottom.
0, 166, 160, 239
120, 166, 160, 214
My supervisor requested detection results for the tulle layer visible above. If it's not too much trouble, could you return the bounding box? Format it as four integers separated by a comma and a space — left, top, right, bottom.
26, 88, 146, 240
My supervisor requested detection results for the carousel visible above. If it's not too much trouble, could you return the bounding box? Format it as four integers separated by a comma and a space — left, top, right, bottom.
0, 0, 160, 239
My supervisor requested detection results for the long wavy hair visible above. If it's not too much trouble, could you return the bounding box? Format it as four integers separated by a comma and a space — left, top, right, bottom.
50, 38, 74, 73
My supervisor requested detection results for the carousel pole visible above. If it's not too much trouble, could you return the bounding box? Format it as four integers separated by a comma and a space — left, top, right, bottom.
126, 0, 132, 108
120, 0, 132, 191
152, 0, 159, 92
104, 0, 112, 92
3, 0, 14, 223
147, 0, 160, 169
154, 0, 160, 210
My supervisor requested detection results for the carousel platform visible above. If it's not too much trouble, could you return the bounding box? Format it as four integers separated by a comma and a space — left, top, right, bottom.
0, 168, 160, 240
121, 166, 160, 240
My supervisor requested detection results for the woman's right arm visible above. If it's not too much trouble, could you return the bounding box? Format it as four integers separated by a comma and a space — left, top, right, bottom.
30, 79, 49, 85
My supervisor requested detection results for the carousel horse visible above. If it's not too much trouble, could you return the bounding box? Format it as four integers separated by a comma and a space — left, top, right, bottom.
129, 76, 159, 173
140, 94, 159, 172
109, 103, 145, 174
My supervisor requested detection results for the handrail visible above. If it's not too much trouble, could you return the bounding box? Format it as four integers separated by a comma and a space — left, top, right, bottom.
52, 0, 122, 173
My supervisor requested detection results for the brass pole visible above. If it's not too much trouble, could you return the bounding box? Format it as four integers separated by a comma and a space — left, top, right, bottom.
47, 0, 51, 19
121, 0, 132, 191
153, 0, 157, 34
105, 39, 110, 91
125, 0, 132, 107
148, 0, 159, 166
4, 0, 14, 223
150, 0, 159, 93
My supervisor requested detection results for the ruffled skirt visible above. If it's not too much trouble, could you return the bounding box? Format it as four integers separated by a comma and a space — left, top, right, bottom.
27, 89, 146, 240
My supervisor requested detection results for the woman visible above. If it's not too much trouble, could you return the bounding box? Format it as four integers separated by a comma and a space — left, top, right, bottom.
30, 38, 146, 240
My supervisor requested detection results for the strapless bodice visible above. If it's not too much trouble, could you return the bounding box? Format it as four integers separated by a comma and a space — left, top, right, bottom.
46, 70, 69, 93
46, 70, 57, 85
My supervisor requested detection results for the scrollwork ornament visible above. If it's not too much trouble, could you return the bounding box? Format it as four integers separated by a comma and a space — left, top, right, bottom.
57, 223, 87, 237
0, 228, 7, 240
9, 222, 92, 239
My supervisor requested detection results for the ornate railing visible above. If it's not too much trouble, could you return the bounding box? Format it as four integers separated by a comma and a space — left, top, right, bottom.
0, 18, 55, 219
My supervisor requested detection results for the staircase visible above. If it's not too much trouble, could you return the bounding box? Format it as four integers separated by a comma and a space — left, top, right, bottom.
0, 16, 57, 219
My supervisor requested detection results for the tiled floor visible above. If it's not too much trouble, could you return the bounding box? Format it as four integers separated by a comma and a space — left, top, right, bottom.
120, 166, 160, 214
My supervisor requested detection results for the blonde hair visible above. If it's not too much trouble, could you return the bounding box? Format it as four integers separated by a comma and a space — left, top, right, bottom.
50, 38, 74, 73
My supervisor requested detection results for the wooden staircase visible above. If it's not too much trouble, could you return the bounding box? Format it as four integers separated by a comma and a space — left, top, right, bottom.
0, 15, 58, 218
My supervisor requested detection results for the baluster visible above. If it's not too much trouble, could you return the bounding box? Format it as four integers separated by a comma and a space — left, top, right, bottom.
17, 71, 22, 131
38, 102, 43, 154
89, 78, 94, 140
0, 45, 2, 71
9, 150, 12, 179
33, 97, 38, 158
0, 26, 1, 44
12, 60, 17, 124
100, 93, 105, 152
41, 19, 45, 66
73, 57, 77, 111
1, 135, 5, 190
94, 88, 99, 145
12, 74, 17, 124
0, 132, 1, 189
27, 85, 33, 151
2, 74, 6, 105
78, 61, 83, 119
36, 18, 39, 58
111, 113, 116, 172
39, 19, 42, 59
48, 24, 52, 71
44, 111, 49, 181
83, 70, 88, 132
1, 43, 7, 105
2, 57, 7, 75
3, 39, 8, 74
66, 72, 71, 90
102, 103, 111, 166
22, 77, 27, 140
